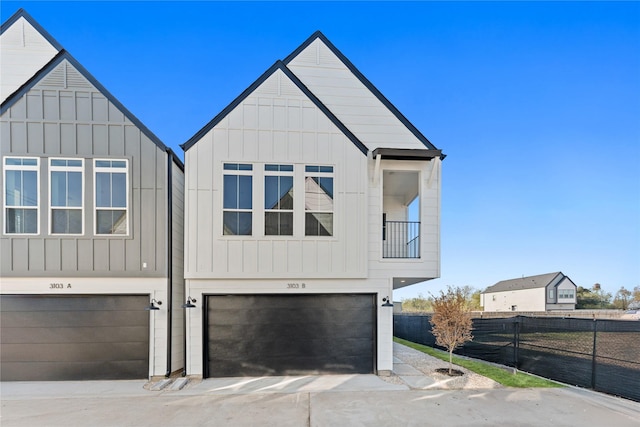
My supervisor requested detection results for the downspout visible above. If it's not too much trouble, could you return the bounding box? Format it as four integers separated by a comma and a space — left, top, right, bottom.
165, 150, 173, 377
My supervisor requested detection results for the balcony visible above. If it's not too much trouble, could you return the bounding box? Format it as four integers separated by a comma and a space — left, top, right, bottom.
383, 219, 420, 258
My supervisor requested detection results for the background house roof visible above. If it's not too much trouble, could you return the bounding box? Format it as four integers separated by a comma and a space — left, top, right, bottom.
483, 272, 563, 293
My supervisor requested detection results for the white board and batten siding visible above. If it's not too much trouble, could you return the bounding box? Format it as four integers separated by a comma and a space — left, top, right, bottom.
287, 38, 428, 151
184, 68, 368, 280
0, 15, 59, 103
367, 158, 441, 285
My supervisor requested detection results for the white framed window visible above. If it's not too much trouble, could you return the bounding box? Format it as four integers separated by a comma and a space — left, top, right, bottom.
559, 289, 575, 299
305, 165, 333, 236
223, 163, 253, 235
50, 158, 83, 235
94, 159, 128, 235
3, 156, 39, 234
265, 164, 293, 236
549, 289, 554, 299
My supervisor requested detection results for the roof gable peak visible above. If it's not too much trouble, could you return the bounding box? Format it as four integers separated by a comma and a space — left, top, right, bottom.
181, 60, 367, 154
1, 8, 63, 51
284, 31, 439, 152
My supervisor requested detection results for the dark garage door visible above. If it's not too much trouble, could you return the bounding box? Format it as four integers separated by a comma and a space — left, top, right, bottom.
205, 294, 375, 377
0, 295, 150, 381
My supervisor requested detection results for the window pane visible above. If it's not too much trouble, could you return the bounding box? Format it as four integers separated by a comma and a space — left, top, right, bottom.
95, 160, 110, 167
305, 213, 333, 236
238, 164, 252, 171
280, 176, 293, 209
96, 210, 126, 234
223, 211, 252, 235
224, 163, 238, 170
238, 175, 252, 209
6, 158, 22, 166
305, 177, 333, 211
96, 173, 111, 207
265, 212, 292, 235
6, 208, 37, 233
51, 159, 67, 167
111, 161, 126, 168
5, 170, 21, 206
67, 172, 82, 207
305, 166, 319, 173
52, 209, 82, 234
265, 164, 279, 171
265, 176, 279, 209
111, 173, 126, 208
223, 175, 238, 209
22, 170, 38, 207
319, 166, 333, 173
67, 159, 82, 167
51, 171, 67, 207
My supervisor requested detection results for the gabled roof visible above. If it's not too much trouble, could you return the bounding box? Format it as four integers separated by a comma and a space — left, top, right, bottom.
1, 9, 183, 170
181, 60, 367, 154
284, 31, 442, 156
0, 49, 184, 170
182, 31, 443, 159
0, 8, 63, 49
0, 8, 62, 103
483, 272, 565, 293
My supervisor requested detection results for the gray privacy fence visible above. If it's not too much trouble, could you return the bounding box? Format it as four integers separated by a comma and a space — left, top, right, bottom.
394, 314, 640, 402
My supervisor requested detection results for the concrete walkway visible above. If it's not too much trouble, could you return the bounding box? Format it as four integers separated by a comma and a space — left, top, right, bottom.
1, 343, 639, 426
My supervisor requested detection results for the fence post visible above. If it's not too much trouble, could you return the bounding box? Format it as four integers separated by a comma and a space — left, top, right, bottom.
591, 319, 597, 390
513, 317, 520, 368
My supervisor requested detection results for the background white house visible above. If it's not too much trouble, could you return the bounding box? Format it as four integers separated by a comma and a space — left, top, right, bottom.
0, 9, 185, 381
481, 272, 578, 312
181, 31, 444, 377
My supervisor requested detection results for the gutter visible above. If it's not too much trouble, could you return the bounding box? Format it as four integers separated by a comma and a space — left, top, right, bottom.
165, 150, 173, 377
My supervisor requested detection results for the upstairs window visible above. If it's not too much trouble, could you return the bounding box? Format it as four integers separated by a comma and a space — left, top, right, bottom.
549, 289, 554, 299
94, 159, 128, 235
559, 289, 575, 299
4, 157, 39, 234
50, 158, 83, 234
223, 163, 252, 235
305, 165, 333, 236
265, 164, 293, 236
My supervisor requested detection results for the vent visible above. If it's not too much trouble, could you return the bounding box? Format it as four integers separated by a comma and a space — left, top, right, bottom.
38, 63, 65, 87
35, 62, 93, 90
66, 65, 92, 89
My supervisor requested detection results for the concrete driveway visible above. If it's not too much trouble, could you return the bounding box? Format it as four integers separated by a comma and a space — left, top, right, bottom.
2, 343, 639, 426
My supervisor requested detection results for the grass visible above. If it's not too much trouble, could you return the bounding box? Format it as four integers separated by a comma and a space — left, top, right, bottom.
394, 337, 564, 388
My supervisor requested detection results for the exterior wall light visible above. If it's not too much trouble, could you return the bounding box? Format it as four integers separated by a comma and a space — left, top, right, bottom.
145, 298, 162, 311
382, 297, 393, 307
182, 296, 197, 308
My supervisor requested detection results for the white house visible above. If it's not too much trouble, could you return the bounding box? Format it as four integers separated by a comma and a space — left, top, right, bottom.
181, 31, 444, 377
481, 272, 578, 312
0, 9, 185, 381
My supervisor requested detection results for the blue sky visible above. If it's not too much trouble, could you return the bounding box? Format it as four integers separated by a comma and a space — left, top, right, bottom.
3, 1, 639, 299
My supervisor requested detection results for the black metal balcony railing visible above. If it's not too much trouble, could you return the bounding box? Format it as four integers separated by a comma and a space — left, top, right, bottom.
383, 219, 420, 258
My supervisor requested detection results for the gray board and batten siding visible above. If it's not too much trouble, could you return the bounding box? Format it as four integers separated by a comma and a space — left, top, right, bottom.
1, 50, 184, 278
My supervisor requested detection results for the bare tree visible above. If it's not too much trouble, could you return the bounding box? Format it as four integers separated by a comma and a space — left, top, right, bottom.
430, 286, 474, 375
613, 287, 632, 310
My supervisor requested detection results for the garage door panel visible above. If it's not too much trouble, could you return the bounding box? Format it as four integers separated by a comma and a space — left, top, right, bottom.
1, 326, 149, 344
1, 310, 147, 328
0, 295, 149, 381
0, 360, 149, 381
1, 341, 149, 362
0, 295, 146, 312
206, 294, 375, 377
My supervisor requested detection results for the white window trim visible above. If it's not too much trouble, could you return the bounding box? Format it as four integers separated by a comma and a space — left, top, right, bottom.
264, 164, 294, 236
222, 163, 253, 236
49, 158, 84, 236
94, 158, 129, 236
3, 156, 40, 235
304, 165, 334, 237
